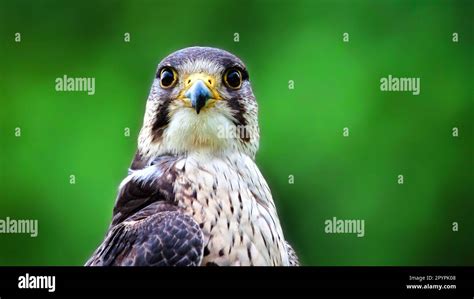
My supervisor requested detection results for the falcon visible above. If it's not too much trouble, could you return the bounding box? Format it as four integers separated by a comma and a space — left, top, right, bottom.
86, 47, 299, 266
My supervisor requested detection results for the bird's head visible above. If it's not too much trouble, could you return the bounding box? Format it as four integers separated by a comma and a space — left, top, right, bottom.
133, 47, 259, 169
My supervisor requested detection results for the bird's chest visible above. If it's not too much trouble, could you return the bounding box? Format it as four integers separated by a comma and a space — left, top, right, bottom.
173, 155, 287, 266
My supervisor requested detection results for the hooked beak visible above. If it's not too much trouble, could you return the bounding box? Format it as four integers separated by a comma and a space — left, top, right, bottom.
185, 80, 212, 114
181, 73, 221, 114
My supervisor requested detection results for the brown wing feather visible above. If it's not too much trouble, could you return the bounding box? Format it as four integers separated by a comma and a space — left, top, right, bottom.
86, 155, 204, 266
86, 202, 203, 266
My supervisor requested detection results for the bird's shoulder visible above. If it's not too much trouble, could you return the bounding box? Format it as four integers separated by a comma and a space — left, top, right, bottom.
86, 154, 205, 266
86, 200, 203, 266
111, 154, 180, 225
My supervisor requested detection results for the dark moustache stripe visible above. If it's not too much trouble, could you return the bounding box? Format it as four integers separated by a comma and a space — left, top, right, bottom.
227, 97, 250, 142
227, 97, 247, 127
152, 98, 172, 141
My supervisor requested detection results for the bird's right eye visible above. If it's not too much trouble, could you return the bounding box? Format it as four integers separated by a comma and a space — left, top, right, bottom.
159, 67, 177, 88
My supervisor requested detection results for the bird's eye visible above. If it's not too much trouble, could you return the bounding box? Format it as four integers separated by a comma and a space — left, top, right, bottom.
159, 67, 177, 88
224, 68, 242, 89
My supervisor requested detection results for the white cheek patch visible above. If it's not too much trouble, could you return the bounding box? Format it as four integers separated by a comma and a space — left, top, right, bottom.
163, 108, 235, 153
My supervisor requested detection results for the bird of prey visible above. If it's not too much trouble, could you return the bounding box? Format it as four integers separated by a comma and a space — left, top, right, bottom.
86, 47, 299, 266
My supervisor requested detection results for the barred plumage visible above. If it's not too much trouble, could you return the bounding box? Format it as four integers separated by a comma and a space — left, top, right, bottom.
86, 47, 298, 266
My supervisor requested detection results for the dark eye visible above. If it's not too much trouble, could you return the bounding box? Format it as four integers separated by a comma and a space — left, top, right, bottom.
159, 67, 177, 88
224, 68, 242, 89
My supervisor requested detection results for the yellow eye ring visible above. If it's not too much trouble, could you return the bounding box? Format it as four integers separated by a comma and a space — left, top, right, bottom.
224, 68, 242, 89
159, 67, 178, 88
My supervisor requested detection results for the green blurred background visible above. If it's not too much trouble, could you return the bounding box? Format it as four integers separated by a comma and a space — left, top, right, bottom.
0, 0, 472, 266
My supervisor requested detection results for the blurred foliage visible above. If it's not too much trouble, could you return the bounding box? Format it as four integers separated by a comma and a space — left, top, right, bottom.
0, 0, 472, 265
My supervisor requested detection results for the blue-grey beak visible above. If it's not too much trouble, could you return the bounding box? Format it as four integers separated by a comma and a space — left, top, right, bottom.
185, 80, 212, 114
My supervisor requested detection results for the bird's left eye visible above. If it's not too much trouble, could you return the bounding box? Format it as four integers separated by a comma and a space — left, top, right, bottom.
159, 67, 177, 88
224, 68, 242, 89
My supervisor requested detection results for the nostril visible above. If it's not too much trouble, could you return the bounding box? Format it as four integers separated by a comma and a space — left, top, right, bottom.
187, 79, 191, 84
208, 79, 212, 85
